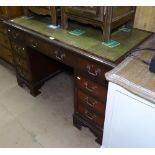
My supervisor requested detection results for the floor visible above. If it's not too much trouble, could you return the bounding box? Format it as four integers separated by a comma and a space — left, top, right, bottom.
0, 60, 100, 148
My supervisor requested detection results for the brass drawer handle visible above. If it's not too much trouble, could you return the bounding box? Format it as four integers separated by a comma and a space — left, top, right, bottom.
85, 96, 97, 107
31, 40, 38, 48
85, 110, 96, 120
84, 82, 97, 92
54, 51, 66, 61
86, 65, 101, 77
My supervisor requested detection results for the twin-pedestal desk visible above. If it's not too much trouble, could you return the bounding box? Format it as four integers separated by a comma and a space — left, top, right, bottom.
3, 16, 151, 144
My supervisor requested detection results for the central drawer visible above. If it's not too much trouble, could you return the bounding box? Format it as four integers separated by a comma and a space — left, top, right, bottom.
25, 33, 76, 67
26, 33, 47, 52
48, 45, 75, 67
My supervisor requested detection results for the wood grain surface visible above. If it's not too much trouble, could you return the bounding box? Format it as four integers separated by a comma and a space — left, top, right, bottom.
134, 6, 155, 32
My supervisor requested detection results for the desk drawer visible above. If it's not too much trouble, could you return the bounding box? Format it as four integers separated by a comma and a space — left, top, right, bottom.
7, 27, 23, 42
26, 34, 46, 52
0, 32, 11, 49
78, 104, 104, 127
77, 90, 105, 114
76, 75, 107, 101
26, 33, 76, 67
12, 43, 27, 59
48, 45, 75, 67
78, 58, 111, 81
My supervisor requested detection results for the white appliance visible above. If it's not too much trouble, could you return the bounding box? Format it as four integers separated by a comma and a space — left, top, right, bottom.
102, 82, 155, 148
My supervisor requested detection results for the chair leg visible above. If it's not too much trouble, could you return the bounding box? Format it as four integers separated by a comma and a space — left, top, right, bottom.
101, 25, 111, 42
102, 7, 112, 42
126, 19, 134, 29
24, 7, 34, 17
61, 7, 68, 29
51, 16, 57, 26
50, 7, 57, 25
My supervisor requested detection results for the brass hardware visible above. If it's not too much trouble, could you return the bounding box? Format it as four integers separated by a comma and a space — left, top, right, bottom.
31, 40, 38, 48
84, 82, 97, 92
54, 51, 66, 61
85, 110, 96, 120
85, 96, 97, 107
86, 65, 101, 76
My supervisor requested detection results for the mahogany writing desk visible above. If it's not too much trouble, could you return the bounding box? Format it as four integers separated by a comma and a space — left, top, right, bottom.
4, 16, 151, 144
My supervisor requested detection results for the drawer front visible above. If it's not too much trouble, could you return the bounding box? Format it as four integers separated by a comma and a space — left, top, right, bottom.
78, 58, 111, 81
12, 43, 27, 59
0, 45, 13, 64
16, 66, 32, 81
7, 27, 23, 42
14, 56, 30, 71
26, 34, 46, 52
76, 75, 107, 101
78, 104, 104, 127
0, 22, 7, 34
26, 34, 75, 67
47, 44, 75, 67
77, 90, 105, 114
0, 32, 11, 49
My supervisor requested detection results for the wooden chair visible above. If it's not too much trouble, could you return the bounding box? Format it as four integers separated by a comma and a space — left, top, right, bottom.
24, 6, 60, 25
61, 6, 136, 42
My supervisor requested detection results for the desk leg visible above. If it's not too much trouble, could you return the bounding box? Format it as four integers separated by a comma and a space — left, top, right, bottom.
73, 113, 102, 145
17, 75, 24, 88
30, 86, 41, 97
73, 114, 82, 130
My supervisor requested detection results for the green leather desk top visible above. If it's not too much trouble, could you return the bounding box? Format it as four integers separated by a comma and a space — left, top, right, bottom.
11, 16, 151, 62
